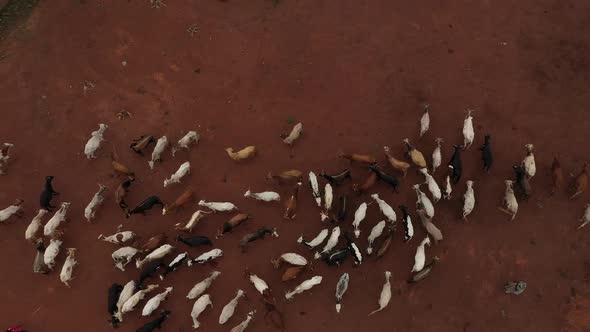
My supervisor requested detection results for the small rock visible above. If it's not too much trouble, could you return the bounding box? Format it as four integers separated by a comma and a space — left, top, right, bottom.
504, 281, 527, 295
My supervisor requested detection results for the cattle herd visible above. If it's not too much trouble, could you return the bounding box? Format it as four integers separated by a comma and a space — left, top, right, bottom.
0, 106, 589, 331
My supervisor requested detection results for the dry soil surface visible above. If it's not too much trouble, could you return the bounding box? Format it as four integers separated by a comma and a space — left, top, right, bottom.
0, 1, 589, 331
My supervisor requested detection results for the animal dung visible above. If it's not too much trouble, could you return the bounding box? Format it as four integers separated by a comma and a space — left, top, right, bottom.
504, 281, 527, 295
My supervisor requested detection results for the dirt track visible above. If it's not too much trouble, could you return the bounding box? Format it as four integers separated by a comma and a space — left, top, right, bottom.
0, 1, 589, 331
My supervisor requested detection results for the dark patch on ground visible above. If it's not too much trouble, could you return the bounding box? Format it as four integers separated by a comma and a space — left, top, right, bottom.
0, 0, 39, 40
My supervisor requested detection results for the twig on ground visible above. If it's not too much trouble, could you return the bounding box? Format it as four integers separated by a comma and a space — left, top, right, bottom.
82, 80, 95, 96
151, 0, 166, 8
116, 110, 132, 120
187, 24, 199, 37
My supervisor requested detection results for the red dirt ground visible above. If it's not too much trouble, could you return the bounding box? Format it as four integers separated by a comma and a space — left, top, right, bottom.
1, 0, 589, 331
